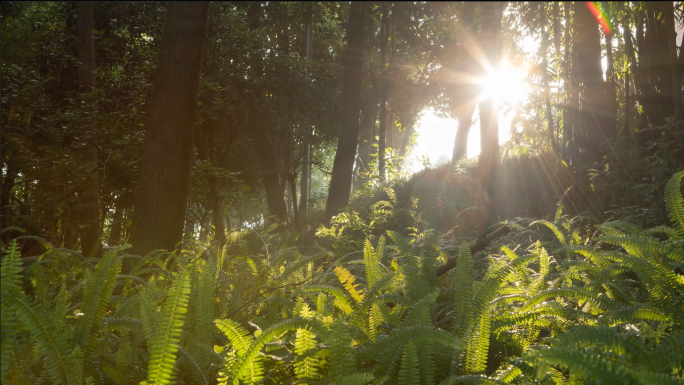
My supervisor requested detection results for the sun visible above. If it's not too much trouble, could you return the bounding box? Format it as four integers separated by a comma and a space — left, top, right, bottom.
480, 61, 530, 107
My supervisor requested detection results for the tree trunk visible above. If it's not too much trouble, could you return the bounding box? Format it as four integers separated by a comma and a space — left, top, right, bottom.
355, 103, 376, 188
541, 3, 559, 154
575, 1, 605, 163
324, 2, 366, 224
663, 0, 683, 130
246, 1, 288, 221
129, 2, 210, 256
288, 173, 300, 231
475, 2, 507, 241
77, 2, 102, 258
562, 1, 573, 161
195, 119, 226, 245
452, 106, 475, 162
377, 6, 389, 181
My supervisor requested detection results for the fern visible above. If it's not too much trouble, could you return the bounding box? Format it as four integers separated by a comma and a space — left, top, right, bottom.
194, 258, 216, 348
398, 341, 419, 385
142, 269, 191, 385
364, 237, 380, 289
294, 325, 319, 383
76, 248, 122, 351
335, 266, 365, 303
452, 242, 474, 338
665, 170, 684, 237
1, 240, 23, 384
465, 309, 490, 374
9, 294, 83, 385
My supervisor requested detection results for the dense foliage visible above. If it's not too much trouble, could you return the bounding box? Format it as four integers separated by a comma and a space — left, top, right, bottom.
2, 2, 684, 385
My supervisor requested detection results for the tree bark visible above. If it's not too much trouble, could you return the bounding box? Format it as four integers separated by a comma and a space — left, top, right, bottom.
77, 2, 102, 258
452, 106, 475, 162
324, 2, 366, 224
246, 1, 288, 221
195, 119, 226, 245
475, 2, 506, 241
663, 1, 683, 130
377, 6, 389, 181
129, 2, 210, 256
575, 1, 605, 162
355, 103, 376, 188
541, 3, 559, 155
562, 1, 573, 161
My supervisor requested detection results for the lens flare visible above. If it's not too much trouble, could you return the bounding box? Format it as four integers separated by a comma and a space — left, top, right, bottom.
586, 2, 612, 35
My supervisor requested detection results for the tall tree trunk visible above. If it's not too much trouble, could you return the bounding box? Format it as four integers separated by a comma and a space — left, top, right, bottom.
575, 1, 605, 162
475, 2, 506, 241
324, 2, 366, 224
541, 3, 559, 154
604, 29, 617, 141
299, 3, 312, 213
355, 103, 376, 188
246, 2, 288, 221
195, 119, 226, 245
77, 2, 102, 258
377, 6, 389, 181
562, 1, 573, 161
129, 2, 210, 256
452, 106, 475, 162
288, 173, 300, 231
663, 0, 684, 130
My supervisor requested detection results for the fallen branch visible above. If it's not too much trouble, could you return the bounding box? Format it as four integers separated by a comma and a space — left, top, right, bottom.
436, 225, 511, 277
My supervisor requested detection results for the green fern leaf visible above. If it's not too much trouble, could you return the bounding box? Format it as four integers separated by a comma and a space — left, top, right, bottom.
664, 170, 684, 237
398, 341, 419, 385
77, 249, 122, 351
10, 294, 83, 385
143, 269, 191, 385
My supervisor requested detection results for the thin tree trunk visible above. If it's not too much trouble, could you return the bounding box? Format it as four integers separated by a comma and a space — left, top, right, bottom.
452, 106, 475, 162
562, 1, 572, 161
575, 1, 605, 162
195, 119, 226, 245
377, 6, 389, 181
663, 0, 683, 130
355, 103, 376, 188
541, 3, 559, 154
246, 1, 288, 221
300, 3, 312, 213
324, 2, 366, 224
475, 2, 507, 241
129, 2, 210, 256
77, 2, 102, 258
288, 173, 300, 231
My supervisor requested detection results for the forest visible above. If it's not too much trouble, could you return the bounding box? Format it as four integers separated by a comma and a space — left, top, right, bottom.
1, 1, 684, 384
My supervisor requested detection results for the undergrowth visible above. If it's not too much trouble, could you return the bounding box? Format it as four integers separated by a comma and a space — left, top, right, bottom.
1, 171, 683, 385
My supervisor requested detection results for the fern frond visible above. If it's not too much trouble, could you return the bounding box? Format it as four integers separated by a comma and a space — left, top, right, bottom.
452, 242, 474, 338
364, 238, 380, 289
195, 259, 216, 348
302, 285, 354, 315
294, 326, 319, 382
530, 220, 566, 246
336, 373, 377, 385
465, 309, 490, 374
335, 266, 365, 303
143, 269, 191, 385
77, 249, 122, 350
10, 294, 82, 385
398, 341, 419, 385
664, 170, 684, 237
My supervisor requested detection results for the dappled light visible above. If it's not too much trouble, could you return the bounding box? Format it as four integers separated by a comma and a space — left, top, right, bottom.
2, 2, 684, 385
